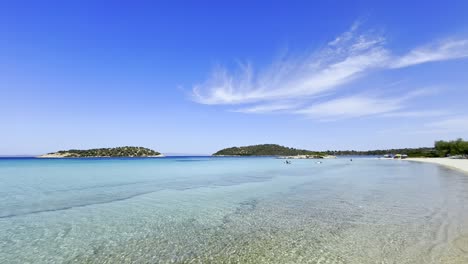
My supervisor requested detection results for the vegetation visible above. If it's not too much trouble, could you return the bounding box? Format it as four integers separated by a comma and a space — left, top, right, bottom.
435, 138, 468, 157
47, 146, 161, 157
46, 139, 468, 158
322, 138, 468, 157
213, 144, 439, 157
323, 147, 438, 157
213, 144, 324, 156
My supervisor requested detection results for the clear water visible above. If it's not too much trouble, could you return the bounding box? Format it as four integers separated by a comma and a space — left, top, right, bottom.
1, 157, 468, 263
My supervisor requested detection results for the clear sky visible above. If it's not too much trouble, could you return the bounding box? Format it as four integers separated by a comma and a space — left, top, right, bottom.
2, 0, 468, 155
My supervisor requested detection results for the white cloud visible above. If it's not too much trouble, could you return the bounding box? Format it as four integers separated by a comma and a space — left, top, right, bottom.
381, 110, 448, 118
298, 86, 447, 120
425, 116, 468, 132
192, 24, 389, 105
294, 88, 443, 120
232, 101, 301, 114
190, 22, 468, 121
390, 39, 468, 68
381, 116, 468, 135
295, 94, 405, 120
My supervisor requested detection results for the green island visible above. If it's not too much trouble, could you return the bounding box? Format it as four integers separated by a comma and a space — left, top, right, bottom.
213, 139, 468, 158
213, 144, 325, 157
39, 146, 162, 158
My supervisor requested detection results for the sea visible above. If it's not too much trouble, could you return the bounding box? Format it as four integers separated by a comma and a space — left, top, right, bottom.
1, 156, 467, 263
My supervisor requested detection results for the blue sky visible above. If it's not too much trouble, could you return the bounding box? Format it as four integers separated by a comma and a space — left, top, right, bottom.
1, 1, 468, 155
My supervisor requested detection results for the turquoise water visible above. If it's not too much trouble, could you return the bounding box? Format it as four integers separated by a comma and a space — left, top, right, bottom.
1, 157, 468, 263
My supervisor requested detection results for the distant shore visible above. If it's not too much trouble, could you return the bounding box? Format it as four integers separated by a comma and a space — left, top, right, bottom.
405, 158, 468, 175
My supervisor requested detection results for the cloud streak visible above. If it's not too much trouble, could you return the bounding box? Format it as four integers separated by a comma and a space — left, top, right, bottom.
425, 116, 468, 133
295, 95, 403, 120
380, 110, 449, 118
294, 89, 434, 120
232, 101, 302, 114
390, 39, 468, 68
192, 23, 389, 105
191, 22, 468, 120
380, 115, 468, 135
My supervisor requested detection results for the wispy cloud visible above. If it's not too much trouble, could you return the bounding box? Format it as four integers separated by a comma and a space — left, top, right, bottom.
295, 95, 402, 120
294, 89, 432, 120
192, 23, 389, 105
190, 22, 468, 120
381, 110, 449, 118
425, 116, 468, 133
232, 101, 302, 114
390, 39, 468, 68
379, 115, 468, 135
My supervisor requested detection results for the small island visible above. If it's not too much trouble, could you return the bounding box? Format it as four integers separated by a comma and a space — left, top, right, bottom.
39, 146, 163, 158
213, 144, 328, 158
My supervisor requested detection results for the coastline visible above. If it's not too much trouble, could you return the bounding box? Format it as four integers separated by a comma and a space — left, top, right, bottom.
405, 158, 468, 175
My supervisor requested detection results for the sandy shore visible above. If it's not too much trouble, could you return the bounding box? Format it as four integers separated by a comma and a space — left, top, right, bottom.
406, 158, 468, 174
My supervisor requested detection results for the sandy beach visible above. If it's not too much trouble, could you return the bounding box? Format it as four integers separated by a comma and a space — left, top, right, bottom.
406, 158, 468, 175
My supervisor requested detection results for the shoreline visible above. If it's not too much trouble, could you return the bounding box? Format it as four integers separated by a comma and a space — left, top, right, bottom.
405, 158, 468, 175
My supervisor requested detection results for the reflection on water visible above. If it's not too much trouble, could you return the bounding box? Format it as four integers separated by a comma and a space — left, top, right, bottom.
0, 157, 467, 263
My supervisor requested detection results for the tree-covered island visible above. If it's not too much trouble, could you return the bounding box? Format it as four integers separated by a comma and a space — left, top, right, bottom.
39, 146, 163, 158
213, 144, 325, 157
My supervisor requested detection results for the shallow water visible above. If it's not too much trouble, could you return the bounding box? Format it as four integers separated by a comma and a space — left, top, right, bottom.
1, 157, 468, 263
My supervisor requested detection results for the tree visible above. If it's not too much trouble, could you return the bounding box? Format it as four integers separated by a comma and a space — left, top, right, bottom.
435, 138, 468, 157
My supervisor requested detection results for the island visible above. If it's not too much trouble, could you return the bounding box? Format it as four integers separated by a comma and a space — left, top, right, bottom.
38, 146, 163, 158
213, 144, 329, 158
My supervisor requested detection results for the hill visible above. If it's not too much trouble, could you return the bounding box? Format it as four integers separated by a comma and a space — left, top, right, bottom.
213, 144, 324, 156
39, 146, 162, 158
